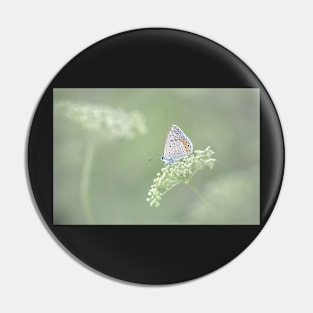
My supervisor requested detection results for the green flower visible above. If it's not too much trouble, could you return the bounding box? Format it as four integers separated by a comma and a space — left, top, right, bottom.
54, 100, 147, 141
54, 100, 147, 224
147, 146, 216, 207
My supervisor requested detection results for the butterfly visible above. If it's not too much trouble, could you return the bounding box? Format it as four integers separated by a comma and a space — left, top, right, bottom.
161, 124, 193, 164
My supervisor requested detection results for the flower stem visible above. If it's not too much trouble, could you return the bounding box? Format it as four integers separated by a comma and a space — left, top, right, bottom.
80, 137, 97, 224
186, 181, 208, 207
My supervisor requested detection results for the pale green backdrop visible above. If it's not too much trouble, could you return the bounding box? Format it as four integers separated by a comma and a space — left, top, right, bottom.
53, 88, 259, 224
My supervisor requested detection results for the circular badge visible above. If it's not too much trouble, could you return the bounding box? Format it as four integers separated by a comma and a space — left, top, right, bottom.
27, 28, 284, 284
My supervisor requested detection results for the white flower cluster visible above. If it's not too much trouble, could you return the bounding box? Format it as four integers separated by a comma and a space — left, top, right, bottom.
55, 100, 147, 141
147, 146, 216, 207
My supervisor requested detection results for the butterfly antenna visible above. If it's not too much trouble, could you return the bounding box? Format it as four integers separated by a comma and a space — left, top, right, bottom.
147, 147, 163, 162
153, 147, 163, 157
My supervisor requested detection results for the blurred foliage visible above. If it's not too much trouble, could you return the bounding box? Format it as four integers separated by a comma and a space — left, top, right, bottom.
53, 88, 259, 224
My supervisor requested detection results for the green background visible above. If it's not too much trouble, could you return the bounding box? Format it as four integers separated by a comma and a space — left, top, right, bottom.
53, 88, 260, 224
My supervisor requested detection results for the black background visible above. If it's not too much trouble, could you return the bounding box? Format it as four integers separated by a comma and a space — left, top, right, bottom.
27, 28, 284, 284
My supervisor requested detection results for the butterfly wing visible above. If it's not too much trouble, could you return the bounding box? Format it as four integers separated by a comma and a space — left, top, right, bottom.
162, 125, 193, 163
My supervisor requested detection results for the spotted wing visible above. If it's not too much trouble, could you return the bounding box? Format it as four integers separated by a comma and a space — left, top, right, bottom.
163, 125, 193, 162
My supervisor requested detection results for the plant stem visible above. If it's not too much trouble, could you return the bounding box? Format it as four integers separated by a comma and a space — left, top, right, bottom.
186, 181, 208, 207
80, 137, 97, 224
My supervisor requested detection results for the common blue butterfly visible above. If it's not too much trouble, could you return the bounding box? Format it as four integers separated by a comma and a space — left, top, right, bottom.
161, 125, 193, 164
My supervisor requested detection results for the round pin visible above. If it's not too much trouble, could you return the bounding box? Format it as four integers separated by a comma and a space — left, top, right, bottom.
27, 28, 284, 284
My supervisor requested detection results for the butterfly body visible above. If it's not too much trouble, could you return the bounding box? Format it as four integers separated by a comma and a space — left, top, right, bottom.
161, 125, 193, 164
